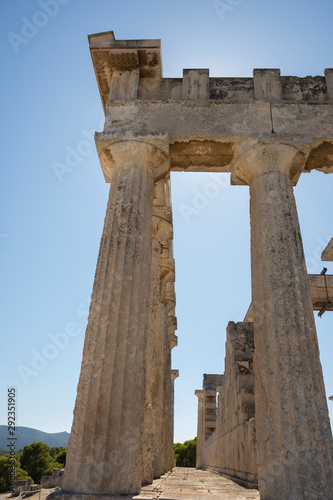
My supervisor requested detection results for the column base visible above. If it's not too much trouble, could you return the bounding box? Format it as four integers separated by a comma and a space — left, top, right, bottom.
46, 491, 143, 500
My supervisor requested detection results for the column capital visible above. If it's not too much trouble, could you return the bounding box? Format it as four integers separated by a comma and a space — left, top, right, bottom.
95, 133, 170, 183
171, 369, 179, 382
231, 138, 312, 186
195, 389, 204, 399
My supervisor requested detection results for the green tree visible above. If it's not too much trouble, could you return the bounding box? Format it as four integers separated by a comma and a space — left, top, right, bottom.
0, 455, 31, 493
55, 449, 66, 467
173, 437, 196, 467
50, 447, 61, 459
20, 442, 53, 483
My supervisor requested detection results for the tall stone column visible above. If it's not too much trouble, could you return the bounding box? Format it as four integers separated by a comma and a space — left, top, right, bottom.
171, 370, 179, 467
232, 141, 333, 499
62, 137, 170, 497
142, 180, 174, 484
195, 390, 204, 468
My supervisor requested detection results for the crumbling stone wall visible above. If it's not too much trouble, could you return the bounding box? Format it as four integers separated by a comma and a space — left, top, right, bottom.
203, 322, 257, 489
41, 468, 64, 488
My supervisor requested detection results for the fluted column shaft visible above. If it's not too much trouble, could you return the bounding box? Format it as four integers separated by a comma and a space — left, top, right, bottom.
63, 138, 169, 497
171, 369, 179, 469
233, 142, 333, 500
195, 390, 204, 468
142, 235, 162, 485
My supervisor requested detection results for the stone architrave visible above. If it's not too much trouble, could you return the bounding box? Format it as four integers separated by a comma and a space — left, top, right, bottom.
195, 390, 204, 468
61, 137, 170, 497
231, 139, 333, 500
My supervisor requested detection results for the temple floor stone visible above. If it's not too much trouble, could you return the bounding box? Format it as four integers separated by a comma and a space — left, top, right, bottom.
134, 467, 260, 499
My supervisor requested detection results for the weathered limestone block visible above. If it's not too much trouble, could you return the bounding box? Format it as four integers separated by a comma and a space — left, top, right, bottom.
108, 69, 139, 101
231, 140, 333, 499
253, 69, 283, 102
61, 138, 170, 498
182, 69, 209, 100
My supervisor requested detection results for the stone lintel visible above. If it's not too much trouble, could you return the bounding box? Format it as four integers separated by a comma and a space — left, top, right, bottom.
103, 101, 333, 169
321, 238, 333, 261
253, 69, 282, 103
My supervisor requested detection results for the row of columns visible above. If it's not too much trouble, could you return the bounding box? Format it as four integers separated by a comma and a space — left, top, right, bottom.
62, 137, 179, 497
142, 175, 178, 483
194, 139, 333, 499
61, 134, 332, 499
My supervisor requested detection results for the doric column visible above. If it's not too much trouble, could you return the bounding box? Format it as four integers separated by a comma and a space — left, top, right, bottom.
195, 390, 204, 468
62, 137, 170, 497
142, 180, 174, 484
232, 140, 333, 499
171, 369, 179, 468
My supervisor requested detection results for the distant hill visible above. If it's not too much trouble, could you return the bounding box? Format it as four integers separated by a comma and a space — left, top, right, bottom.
0, 426, 69, 451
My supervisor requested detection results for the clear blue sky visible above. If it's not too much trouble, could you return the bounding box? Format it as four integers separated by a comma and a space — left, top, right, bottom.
0, 0, 332, 444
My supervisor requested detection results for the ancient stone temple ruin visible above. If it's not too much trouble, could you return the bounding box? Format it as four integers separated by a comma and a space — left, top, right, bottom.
54, 31, 333, 499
